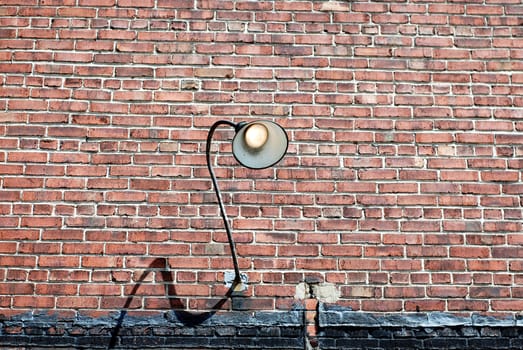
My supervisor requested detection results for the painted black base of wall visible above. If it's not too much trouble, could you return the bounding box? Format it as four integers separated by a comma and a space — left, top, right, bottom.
319, 326, 523, 349
0, 310, 304, 349
2, 305, 523, 349
318, 304, 523, 350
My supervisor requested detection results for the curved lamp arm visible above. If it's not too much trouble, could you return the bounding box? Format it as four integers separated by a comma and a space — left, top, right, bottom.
205, 119, 288, 289
206, 120, 244, 286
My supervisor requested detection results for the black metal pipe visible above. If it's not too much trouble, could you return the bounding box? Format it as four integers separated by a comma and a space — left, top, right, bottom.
205, 120, 243, 285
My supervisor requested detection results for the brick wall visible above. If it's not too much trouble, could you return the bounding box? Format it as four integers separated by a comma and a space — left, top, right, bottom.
1, 0, 522, 348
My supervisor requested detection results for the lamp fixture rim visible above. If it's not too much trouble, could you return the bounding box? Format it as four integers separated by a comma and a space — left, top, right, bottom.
232, 120, 289, 170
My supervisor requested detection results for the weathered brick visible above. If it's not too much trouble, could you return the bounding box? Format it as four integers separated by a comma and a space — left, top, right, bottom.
1, 2, 523, 344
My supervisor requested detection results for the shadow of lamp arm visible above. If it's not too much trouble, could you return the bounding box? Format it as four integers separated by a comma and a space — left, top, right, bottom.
205, 120, 289, 288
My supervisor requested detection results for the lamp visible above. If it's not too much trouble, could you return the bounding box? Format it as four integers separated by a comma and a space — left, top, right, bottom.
205, 120, 288, 288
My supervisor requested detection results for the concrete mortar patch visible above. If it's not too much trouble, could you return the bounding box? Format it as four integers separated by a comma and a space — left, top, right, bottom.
312, 284, 340, 304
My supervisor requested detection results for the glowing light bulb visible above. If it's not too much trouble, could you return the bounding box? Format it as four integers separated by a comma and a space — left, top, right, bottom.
244, 123, 268, 150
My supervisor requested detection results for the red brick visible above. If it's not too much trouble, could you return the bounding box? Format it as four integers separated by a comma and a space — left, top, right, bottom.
1, 1, 523, 320
129, 179, 170, 191
254, 285, 295, 297
425, 260, 466, 271
469, 260, 507, 271
492, 300, 523, 311
82, 256, 123, 268
406, 299, 446, 312
362, 300, 403, 312
0, 282, 34, 295
79, 284, 121, 296
279, 245, 319, 257
57, 297, 98, 309
21, 217, 62, 228
3, 177, 44, 188
13, 296, 55, 308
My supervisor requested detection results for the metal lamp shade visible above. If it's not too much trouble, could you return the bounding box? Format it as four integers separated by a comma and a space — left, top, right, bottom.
232, 120, 288, 169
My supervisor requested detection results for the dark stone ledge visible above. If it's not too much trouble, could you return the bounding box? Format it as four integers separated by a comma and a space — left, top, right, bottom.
318, 303, 523, 350
319, 303, 518, 328
0, 310, 304, 349
3, 305, 523, 349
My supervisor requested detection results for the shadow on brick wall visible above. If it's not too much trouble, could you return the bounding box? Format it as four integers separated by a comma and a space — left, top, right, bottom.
108, 257, 232, 348
0, 258, 304, 349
